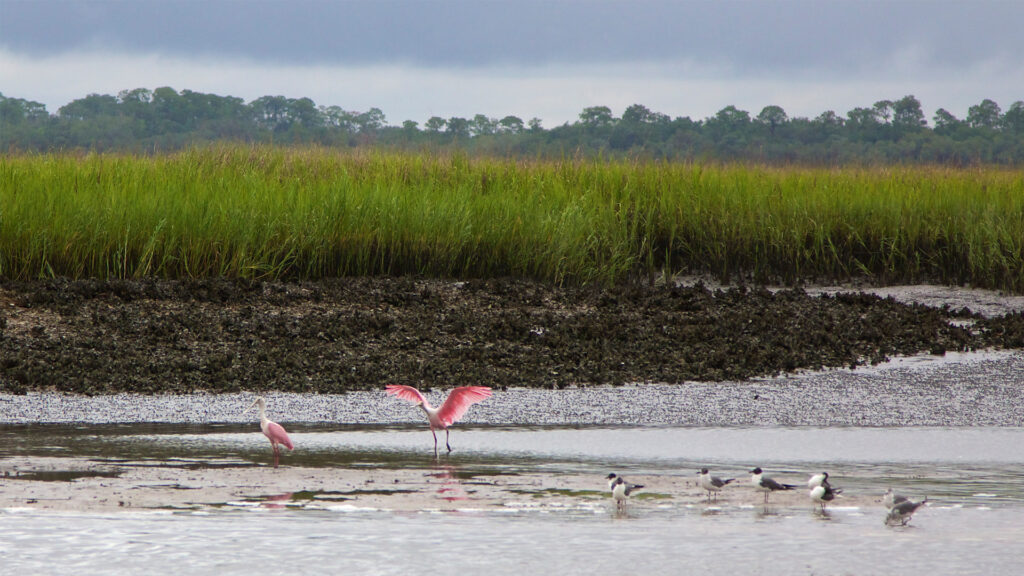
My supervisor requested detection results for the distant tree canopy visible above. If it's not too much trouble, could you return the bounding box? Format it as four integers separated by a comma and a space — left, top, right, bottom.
2, 88, 1024, 165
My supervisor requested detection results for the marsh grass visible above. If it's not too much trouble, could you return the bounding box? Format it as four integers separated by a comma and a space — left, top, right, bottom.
2, 146, 1022, 291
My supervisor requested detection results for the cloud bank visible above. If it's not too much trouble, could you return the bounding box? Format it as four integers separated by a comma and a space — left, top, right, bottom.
2, 1, 1022, 125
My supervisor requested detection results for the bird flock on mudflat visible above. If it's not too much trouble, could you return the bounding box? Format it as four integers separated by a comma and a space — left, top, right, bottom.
245, 386, 929, 526
607, 466, 928, 525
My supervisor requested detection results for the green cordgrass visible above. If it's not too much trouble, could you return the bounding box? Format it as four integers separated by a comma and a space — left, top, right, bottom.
2, 146, 1022, 290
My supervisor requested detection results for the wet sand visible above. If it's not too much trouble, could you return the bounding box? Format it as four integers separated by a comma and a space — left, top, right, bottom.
0, 455, 883, 515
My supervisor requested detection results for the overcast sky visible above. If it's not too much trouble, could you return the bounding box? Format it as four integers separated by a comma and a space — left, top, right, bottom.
2, 0, 1022, 126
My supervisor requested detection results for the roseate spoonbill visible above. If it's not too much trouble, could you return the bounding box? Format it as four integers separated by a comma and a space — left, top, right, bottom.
809, 483, 843, 511
606, 473, 643, 510
885, 497, 928, 525
698, 468, 734, 501
384, 385, 492, 457
245, 396, 294, 468
807, 471, 832, 489
749, 467, 797, 502
882, 487, 909, 509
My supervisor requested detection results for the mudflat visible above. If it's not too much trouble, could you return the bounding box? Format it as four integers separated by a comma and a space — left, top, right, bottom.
0, 454, 886, 514
3, 277, 1023, 395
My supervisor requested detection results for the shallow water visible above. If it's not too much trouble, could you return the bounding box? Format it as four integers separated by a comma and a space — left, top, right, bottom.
4, 506, 1022, 576
3, 424, 1023, 574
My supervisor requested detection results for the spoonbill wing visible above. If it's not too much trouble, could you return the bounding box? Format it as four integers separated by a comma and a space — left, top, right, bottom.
437, 386, 492, 427
265, 420, 294, 451
385, 384, 427, 405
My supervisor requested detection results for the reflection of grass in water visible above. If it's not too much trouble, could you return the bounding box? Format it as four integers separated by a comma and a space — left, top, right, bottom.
289, 490, 351, 501
343, 489, 418, 496
7, 470, 122, 482
137, 483, 203, 490
247, 488, 417, 502
432, 469, 522, 481
511, 488, 606, 499
633, 492, 672, 500
91, 457, 256, 471
142, 502, 211, 512
509, 488, 671, 500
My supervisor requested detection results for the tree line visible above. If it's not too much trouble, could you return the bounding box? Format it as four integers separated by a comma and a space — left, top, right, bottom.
2, 88, 1023, 164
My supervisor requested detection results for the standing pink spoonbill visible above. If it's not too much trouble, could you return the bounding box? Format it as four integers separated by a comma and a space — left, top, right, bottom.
385, 385, 492, 457
245, 396, 294, 468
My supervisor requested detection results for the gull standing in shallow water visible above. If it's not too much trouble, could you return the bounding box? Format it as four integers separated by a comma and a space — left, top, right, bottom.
886, 497, 929, 525
698, 468, 735, 501
385, 385, 492, 457
883, 488, 909, 509
750, 467, 797, 503
245, 396, 294, 468
606, 473, 644, 510
809, 483, 843, 511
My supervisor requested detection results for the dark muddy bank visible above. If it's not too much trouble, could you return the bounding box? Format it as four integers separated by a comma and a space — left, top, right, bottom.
1, 277, 1023, 395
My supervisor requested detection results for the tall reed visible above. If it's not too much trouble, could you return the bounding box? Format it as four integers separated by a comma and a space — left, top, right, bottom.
2, 146, 1022, 291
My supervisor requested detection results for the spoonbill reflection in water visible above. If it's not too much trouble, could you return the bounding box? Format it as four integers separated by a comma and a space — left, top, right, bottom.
385, 385, 492, 457
245, 396, 294, 468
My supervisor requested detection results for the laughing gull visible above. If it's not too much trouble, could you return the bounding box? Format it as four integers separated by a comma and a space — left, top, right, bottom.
807, 472, 833, 489
698, 468, 735, 501
882, 488, 909, 509
885, 497, 929, 525
607, 473, 644, 510
809, 483, 843, 511
749, 467, 797, 503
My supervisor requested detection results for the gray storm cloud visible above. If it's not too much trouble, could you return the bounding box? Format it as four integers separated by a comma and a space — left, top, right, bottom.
2, 0, 1022, 125
4, 0, 1021, 71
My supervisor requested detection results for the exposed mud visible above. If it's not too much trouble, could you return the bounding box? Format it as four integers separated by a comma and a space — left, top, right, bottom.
0, 455, 886, 514
1, 277, 1023, 395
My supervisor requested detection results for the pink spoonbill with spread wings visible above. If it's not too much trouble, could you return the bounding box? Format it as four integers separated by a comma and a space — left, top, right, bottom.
385, 385, 492, 457
245, 396, 294, 468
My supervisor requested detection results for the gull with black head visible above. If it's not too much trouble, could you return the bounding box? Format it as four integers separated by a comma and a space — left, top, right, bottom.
807, 471, 832, 489
750, 467, 797, 503
606, 473, 644, 511
698, 468, 734, 501
809, 483, 843, 511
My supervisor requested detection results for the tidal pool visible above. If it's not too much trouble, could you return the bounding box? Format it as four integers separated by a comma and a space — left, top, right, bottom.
2, 424, 1023, 575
